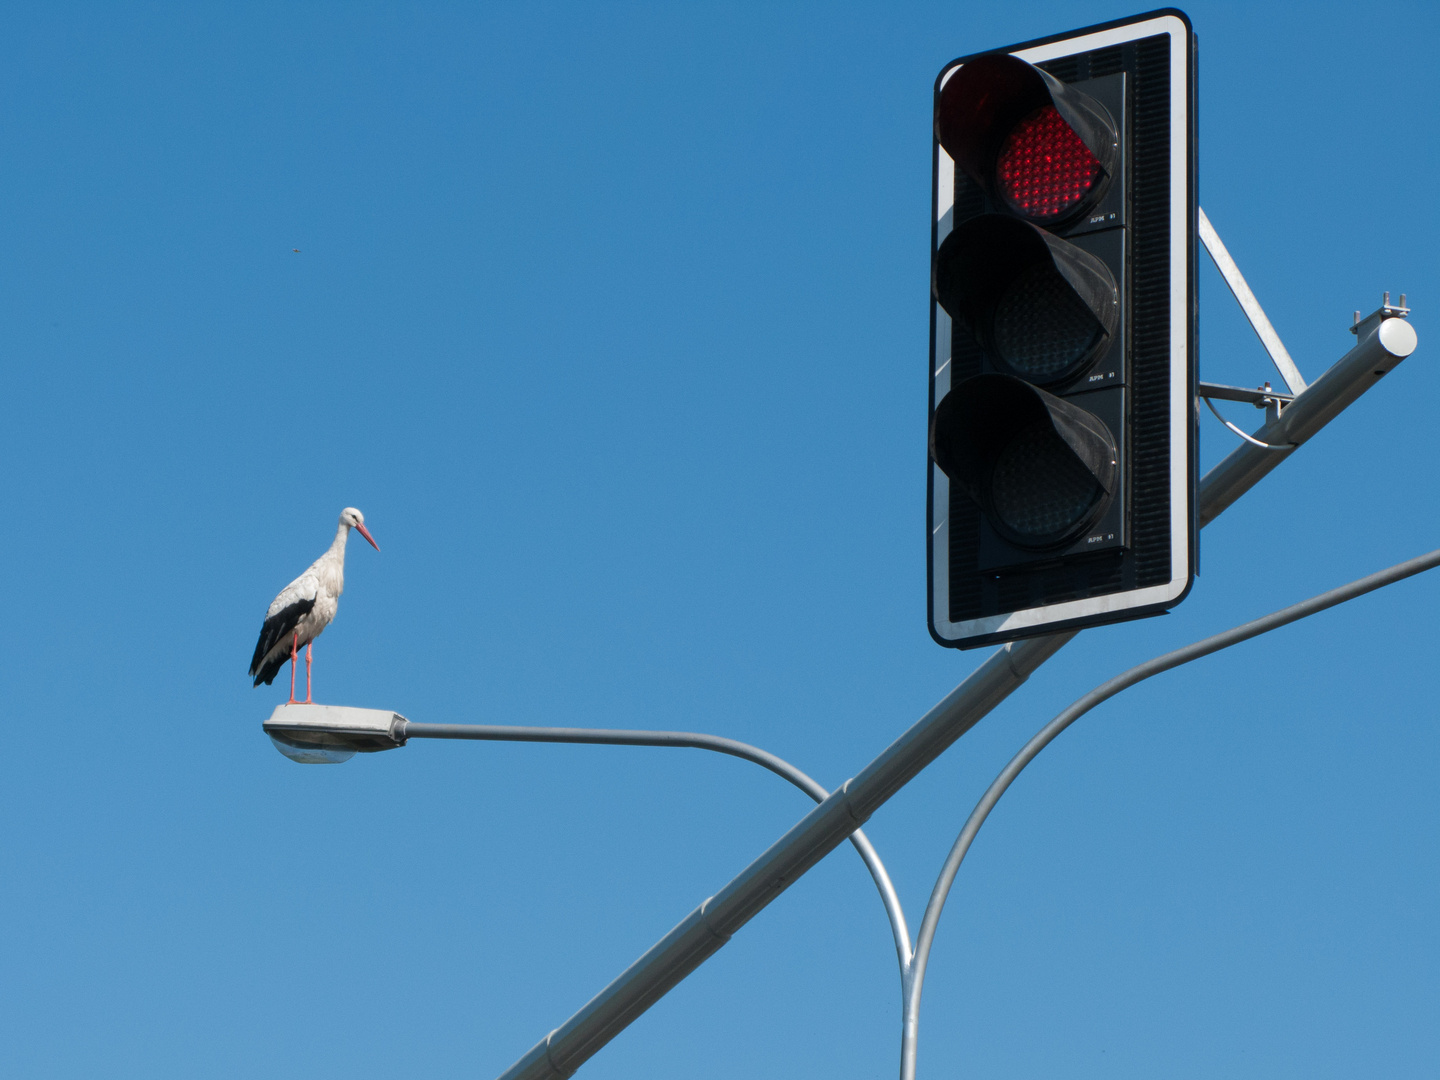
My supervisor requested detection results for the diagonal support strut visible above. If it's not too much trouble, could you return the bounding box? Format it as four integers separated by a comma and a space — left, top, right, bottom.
1198, 206, 1307, 395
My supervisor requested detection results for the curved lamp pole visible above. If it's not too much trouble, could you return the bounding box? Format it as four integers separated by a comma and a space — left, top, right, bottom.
263, 713, 913, 990
898, 542, 1440, 1079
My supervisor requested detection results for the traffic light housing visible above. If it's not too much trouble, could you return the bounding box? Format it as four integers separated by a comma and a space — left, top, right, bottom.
928, 10, 1197, 649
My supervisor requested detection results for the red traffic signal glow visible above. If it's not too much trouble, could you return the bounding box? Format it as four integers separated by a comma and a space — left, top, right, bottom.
935, 52, 1117, 228
996, 105, 1103, 220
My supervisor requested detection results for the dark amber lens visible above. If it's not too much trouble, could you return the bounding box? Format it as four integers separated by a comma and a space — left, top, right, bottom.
991, 263, 1104, 382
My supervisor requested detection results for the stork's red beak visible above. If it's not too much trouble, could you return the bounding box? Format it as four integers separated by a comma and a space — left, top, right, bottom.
355, 522, 380, 552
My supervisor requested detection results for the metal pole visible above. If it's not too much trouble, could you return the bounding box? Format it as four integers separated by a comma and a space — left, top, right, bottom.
399, 723, 912, 977
898, 542, 1440, 1079
496, 313, 1418, 1080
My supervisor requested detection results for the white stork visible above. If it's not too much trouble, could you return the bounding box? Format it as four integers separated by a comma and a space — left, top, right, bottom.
250, 507, 380, 703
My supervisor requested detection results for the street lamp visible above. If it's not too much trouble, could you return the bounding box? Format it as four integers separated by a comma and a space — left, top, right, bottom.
265, 704, 405, 764
262, 702, 915, 975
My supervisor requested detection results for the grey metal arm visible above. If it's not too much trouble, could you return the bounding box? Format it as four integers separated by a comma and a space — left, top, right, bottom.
899, 542, 1440, 1079
398, 723, 913, 979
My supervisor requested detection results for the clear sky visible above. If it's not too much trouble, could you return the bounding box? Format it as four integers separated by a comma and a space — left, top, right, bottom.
1, 3, 1437, 1078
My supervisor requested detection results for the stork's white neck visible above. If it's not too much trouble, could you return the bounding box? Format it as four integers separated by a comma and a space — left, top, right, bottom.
329, 522, 351, 556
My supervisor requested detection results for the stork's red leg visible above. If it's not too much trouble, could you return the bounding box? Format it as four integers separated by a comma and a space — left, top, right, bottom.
304, 641, 314, 704
288, 632, 299, 704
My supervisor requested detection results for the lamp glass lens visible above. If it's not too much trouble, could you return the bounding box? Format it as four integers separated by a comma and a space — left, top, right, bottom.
990, 421, 1101, 542
992, 264, 1102, 381
996, 105, 1102, 221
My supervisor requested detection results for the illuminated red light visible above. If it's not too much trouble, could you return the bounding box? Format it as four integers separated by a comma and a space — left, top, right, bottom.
996, 105, 1102, 220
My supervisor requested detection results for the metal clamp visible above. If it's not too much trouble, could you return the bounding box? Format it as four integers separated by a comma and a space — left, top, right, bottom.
1197, 380, 1294, 409
1198, 381, 1293, 449
1352, 291, 1410, 337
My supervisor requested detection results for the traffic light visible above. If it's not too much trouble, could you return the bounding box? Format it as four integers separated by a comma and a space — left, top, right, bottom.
928, 10, 1197, 649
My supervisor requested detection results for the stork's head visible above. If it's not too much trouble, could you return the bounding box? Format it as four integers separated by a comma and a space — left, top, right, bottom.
340, 507, 381, 552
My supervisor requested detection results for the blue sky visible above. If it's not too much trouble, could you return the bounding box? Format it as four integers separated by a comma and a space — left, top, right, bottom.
1, 3, 1437, 1078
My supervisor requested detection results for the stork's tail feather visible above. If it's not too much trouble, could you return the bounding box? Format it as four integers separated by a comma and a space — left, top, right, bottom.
251, 653, 289, 688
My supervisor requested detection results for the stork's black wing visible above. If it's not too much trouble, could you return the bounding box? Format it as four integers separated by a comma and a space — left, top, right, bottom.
249, 598, 316, 686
